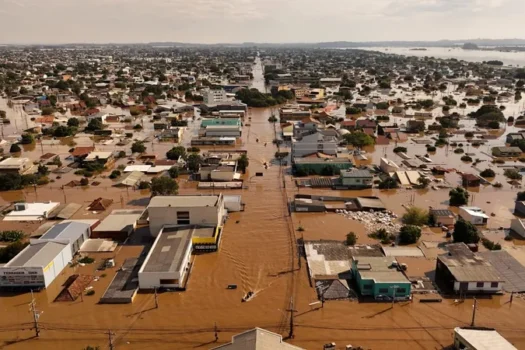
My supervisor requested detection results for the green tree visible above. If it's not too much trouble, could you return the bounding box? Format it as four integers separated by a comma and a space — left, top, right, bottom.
37, 164, 49, 176
166, 146, 187, 160
20, 133, 34, 144
151, 177, 179, 196
67, 117, 80, 127
378, 177, 398, 189
418, 177, 430, 188
109, 170, 121, 179
85, 118, 104, 132
186, 154, 203, 173
453, 219, 480, 244
402, 207, 429, 226
131, 141, 146, 154
0, 241, 29, 263
346, 232, 357, 246
517, 191, 525, 201
504, 169, 522, 180
480, 168, 496, 178
399, 225, 422, 245
343, 132, 375, 148
53, 125, 75, 137
449, 187, 469, 206
237, 154, 249, 173
168, 167, 179, 179
9, 144, 21, 153
41, 107, 55, 115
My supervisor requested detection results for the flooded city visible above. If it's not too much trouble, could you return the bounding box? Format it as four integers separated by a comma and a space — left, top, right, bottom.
0, 34, 525, 350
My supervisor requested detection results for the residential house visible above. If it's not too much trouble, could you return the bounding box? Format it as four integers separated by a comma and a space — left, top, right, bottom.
351, 256, 412, 300
340, 169, 373, 189
158, 128, 183, 143
429, 209, 456, 226
211, 328, 304, 350
83, 151, 115, 168
435, 243, 503, 294
85, 112, 108, 124
506, 133, 524, 144
453, 327, 517, 350
462, 173, 481, 187
0, 158, 34, 175
492, 146, 522, 157
293, 157, 353, 175
458, 207, 489, 225
292, 130, 338, 157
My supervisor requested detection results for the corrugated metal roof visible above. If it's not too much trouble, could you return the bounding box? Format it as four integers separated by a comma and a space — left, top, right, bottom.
93, 210, 142, 233
6, 241, 69, 267
40, 221, 90, 241
115, 171, 144, 187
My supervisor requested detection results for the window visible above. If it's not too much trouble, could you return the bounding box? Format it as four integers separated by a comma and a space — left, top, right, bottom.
177, 211, 190, 225
355, 179, 361, 183
363, 284, 372, 290
476, 282, 484, 288
491, 282, 499, 288
396, 288, 406, 294
160, 279, 179, 285
378, 288, 388, 293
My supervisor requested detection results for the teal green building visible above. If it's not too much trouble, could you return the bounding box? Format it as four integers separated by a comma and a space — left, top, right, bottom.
201, 118, 241, 128
352, 256, 411, 300
293, 157, 353, 175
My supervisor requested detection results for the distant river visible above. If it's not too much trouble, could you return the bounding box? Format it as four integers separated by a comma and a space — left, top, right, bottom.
356, 46, 525, 66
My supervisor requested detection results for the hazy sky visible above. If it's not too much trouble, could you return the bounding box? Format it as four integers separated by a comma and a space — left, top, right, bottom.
1, 0, 524, 44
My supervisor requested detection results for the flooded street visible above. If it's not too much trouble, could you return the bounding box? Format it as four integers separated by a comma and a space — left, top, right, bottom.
1, 59, 525, 350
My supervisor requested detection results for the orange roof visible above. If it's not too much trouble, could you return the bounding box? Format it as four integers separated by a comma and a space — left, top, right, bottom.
71, 146, 95, 157
35, 116, 55, 124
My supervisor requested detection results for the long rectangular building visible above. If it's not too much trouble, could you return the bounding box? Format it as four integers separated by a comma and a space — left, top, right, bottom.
138, 226, 193, 290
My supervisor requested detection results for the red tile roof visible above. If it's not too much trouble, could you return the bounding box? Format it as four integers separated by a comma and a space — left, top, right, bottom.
71, 146, 95, 157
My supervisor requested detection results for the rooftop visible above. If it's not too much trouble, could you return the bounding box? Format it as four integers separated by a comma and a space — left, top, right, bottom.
40, 221, 91, 241
460, 206, 490, 219
148, 195, 221, 208
430, 209, 455, 217
93, 209, 143, 232
212, 327, 304, 350
454, 327, 517, 350
141, 226, 193, 273
6, 241, 69, 267
354, 256, 410, 283
0, 157, 30, 168
341, 169, 372, 178
293, 157, 351, 164
85, 152, 113, 161
438, 243, 501, 283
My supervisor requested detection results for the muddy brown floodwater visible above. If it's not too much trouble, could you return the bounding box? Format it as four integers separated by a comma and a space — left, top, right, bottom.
0, 106, 524, 350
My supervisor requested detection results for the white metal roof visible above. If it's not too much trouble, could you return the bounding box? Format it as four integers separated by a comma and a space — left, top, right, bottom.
4, 202, 60, 221
382, 246, 424, 257
124, 165, 151, 172
454, 327, 517, 350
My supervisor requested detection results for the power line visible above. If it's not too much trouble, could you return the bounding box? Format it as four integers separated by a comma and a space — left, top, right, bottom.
29, 289, 41, 338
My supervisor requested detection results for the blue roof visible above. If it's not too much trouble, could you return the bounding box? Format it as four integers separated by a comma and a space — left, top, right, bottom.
40, 221, 90, 241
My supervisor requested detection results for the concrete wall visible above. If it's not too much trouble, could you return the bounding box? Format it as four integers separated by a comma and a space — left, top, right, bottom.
459, 208, 488, 225
374, 282, 411, 298
149, 202, 225, 237
43, 244, 73, 288
341, 177, 373, 187
511, 219, 525, 238
434, 215, 456, 226
138, 242, 192, 289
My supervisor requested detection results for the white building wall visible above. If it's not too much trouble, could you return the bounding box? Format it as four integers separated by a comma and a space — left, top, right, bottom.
210, 170, 235, 182
43, 244, 72, 287
511, 219, 525, 238
205, 130, 242, 137
138, 242, 192, 289
149, 205, 225, 237
453, 281, 502, 293
459, 208, 488, 225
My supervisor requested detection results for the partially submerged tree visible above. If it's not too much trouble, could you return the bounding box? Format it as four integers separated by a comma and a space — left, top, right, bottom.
402, 207, 429, 226
453, 219, 480, 244
150, 177, 179, 196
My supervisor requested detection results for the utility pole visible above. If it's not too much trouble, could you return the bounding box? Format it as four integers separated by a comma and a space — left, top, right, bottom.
29, 290, 40, 337
154, 287, 159, 309
391, 285, 398, 308
107, 329, 115, 350
286, 297, 297, 339
471, 297, 477, 327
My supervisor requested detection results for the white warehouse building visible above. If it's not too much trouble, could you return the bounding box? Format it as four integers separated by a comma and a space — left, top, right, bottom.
459, 206, 489, 225
0, 241, 72, 288
0, 221, 92, 289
